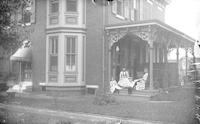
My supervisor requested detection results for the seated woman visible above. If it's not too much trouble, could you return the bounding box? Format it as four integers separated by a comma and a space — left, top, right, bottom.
110, 78, 122, 94
133, 68, 148, 90
118, 68, 134, 88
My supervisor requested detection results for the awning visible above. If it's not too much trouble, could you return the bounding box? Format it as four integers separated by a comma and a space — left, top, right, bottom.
10, 40, 32, 62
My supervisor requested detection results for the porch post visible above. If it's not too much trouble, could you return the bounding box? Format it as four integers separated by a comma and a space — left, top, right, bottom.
176, 44, 179, 84
185, 48, 188, 77
108, 49, 111, 81
149, 41, 154, 90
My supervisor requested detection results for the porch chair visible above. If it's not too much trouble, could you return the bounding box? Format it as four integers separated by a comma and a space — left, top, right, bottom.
110, 79, 122, 94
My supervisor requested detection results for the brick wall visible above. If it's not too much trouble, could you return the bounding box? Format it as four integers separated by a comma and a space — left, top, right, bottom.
30, 0, 46, 90
85, 1, 104, 91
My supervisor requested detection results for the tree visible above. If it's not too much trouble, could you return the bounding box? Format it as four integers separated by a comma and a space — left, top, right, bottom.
0, 0, 31, 52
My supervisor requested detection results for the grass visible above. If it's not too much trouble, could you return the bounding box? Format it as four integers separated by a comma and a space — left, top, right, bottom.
7, 89, 195, 124
150, 86, 195, 101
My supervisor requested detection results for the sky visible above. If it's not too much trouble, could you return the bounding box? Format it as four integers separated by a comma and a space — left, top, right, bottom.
165, 0, 200, 58
165, 0, 200, 40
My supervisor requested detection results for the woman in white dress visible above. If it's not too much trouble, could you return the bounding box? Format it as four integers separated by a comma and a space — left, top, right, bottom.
133, 68, 148, 90
118, 68, 134, 87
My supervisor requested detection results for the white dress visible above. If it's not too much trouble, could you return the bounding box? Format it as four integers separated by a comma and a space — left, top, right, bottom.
118, 71, 134, 88
134, 73, 148, 90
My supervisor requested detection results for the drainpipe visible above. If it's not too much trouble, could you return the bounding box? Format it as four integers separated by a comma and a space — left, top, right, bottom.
102, 0, 106, 94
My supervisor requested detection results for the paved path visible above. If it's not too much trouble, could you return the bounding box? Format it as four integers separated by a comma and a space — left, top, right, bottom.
0, 103, 173, 124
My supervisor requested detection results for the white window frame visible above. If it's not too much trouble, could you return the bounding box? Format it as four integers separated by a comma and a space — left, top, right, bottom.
64, 36, 78, 72
49, 0, 59, 25
49, 36, 58, 72
116, 0, 124, 17
112, 0, 131, 20
130, 0, 137, 21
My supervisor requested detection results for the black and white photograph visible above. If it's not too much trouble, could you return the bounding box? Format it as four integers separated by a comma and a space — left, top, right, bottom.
0, 0, 200, 123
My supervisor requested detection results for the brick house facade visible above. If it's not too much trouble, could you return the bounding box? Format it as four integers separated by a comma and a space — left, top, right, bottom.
11, 0, 195, 92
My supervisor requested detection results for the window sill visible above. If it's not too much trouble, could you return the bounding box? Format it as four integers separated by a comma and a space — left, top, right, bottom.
48, 71, 58, 74
64, 12, 79, 15
49, 13, 59, 16
115, 14, 125, 20
64, 71, 78, 75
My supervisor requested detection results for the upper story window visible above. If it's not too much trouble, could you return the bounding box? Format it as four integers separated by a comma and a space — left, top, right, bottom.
112, 0, 130, 20
66, 0, 77, 12
116, 0, 123, 16
16, 0, 35, 25
130, 0, 138, 21
49, 0, 59, 25
50, 0, 59, 13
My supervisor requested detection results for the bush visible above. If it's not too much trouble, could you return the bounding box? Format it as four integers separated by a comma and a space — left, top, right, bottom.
93, 94, 117, 105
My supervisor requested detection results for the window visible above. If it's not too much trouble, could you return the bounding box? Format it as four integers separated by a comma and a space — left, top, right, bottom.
66, 0, 77, 12
49, 36, 58, 72
112, 0, 129, 19
49, 0, 59, 25
131, 0, 137, 21
23, 11, 31, 24
50, 0, 59, 13
19, 0, 36, 25
65, 36, 77, 72
116, 0, 123, 16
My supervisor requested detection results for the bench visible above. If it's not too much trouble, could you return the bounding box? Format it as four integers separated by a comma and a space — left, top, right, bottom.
39, 83, 47, 91
85, 85, 99, 95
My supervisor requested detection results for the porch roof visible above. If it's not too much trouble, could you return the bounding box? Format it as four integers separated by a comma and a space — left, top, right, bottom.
105, 20, 196, 45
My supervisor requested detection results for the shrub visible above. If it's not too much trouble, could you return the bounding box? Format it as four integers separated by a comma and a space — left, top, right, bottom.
93, 94, 116, 105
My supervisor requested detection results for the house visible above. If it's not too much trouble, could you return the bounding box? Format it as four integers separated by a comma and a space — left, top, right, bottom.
10, 0, 195, 93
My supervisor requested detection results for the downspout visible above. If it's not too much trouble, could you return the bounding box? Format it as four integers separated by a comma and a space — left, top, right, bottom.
102, 0, 105, 94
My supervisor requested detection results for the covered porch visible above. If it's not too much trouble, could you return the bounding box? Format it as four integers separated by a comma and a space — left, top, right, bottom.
105, 20, 195, 90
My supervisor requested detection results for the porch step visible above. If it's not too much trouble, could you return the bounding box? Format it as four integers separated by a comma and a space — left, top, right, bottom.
118, 89, 159, 98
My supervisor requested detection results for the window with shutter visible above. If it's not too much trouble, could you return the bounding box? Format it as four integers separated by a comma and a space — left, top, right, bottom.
116, 0, 124, 16
30, 0, 35, 23
130, 0, 137, 21
22, 0, 36, 24
124, 0, 129, 18
49, 0, 59, 25
112, 0, 117, 14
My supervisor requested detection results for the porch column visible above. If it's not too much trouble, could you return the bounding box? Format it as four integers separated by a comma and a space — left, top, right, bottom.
185, 48, 188, 77
149, 41, 154, 90
176, 45, 179, 84
108, 49, 111, 81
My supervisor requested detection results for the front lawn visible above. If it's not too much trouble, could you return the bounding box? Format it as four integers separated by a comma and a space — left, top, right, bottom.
8, 90, 195, 124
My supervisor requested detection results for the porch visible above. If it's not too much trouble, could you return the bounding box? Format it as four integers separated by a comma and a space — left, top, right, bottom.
105, 20, 195, 91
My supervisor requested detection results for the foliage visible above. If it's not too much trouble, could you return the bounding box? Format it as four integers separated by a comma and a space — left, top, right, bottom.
93, 94, 117, 105
0, 0, 31, 51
